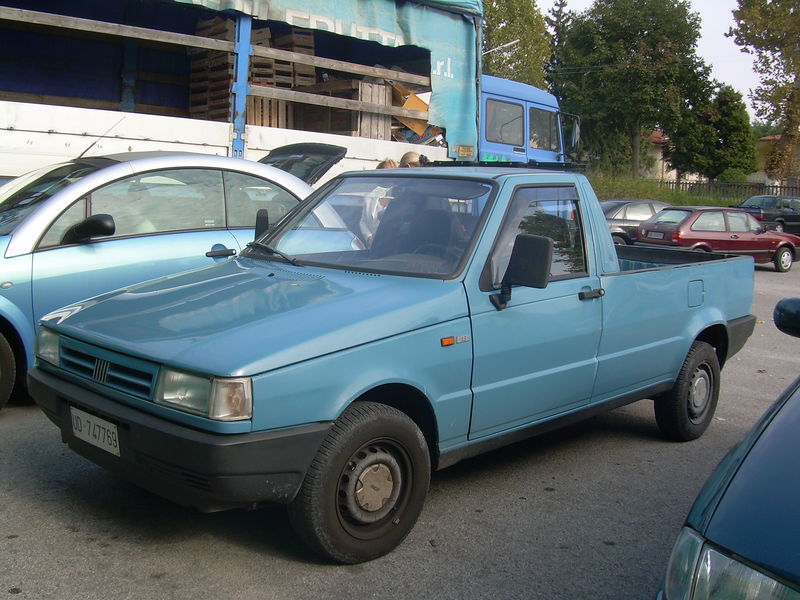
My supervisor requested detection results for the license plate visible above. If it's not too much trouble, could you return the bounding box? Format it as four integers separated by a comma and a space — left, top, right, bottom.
70, 406, 120, 456
647, 231, 665, 239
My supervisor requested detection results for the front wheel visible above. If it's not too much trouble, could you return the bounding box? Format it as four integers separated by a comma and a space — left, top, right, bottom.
655, 341, 720, 441
288, 402, 431, 564
774, 246, 792, 272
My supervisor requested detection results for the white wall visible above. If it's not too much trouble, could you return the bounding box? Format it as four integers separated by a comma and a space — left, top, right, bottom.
0, 101, 448, 183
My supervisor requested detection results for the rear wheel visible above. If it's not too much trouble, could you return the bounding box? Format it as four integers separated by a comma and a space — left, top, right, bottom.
0, 333, 16, 410
288, 402, 430, 563
774, 246, 792, 272
655, 341, 720, 441
775, 221, 785, 233
611, 234, 627, 246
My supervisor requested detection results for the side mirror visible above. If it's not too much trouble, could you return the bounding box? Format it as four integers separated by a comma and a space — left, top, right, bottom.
774, 298, 800, 338
60, 213, 115, 245
491, 234, 553, 310
255, 208, 269, 239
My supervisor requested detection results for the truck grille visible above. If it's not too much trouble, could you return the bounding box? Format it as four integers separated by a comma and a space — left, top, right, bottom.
60, 337, 158, 400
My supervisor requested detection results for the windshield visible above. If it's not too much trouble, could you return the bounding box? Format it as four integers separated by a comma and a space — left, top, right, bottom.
250, 175, 495, 277
0, 161, 104, 235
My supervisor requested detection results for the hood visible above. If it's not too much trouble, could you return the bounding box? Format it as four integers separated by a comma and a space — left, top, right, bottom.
44, 258, 468, 376
689, 376, 800, 585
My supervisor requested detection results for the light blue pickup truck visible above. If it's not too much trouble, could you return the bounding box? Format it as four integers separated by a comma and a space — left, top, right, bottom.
29, 167, 756, 564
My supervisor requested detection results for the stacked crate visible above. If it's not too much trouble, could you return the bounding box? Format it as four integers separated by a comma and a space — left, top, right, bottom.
246, 26, 297, 127
295, 80, 392, 140
273, 28, 316, 87
189, 17, 237, 121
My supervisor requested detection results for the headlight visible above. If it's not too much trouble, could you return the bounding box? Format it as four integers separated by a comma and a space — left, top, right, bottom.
664, 527, 800, 599
155, 368, 252, 421
35, 327, 60, 366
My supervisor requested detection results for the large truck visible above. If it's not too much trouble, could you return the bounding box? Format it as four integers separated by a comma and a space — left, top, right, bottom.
0, 0, 578, 180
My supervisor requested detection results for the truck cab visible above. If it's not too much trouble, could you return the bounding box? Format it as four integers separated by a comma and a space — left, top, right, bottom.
480, 75, 579, 165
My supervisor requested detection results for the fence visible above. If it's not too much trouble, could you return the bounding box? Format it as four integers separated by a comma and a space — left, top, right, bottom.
656, 180, 800, 205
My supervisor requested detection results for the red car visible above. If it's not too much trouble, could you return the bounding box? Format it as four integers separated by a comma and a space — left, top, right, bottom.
637, 206, 800, 272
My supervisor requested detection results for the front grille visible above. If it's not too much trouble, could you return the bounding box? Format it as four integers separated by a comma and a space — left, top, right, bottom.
60, 338, 158, 400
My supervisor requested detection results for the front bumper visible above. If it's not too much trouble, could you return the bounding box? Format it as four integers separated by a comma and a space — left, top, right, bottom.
29, 367, 331, 512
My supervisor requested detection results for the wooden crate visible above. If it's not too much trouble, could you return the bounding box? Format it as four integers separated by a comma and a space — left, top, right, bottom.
273, 27, 316, 87
295, 80, 391, 140
247, 94, 294, 128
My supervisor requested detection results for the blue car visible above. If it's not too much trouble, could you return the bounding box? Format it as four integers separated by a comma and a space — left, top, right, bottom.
656, 298, 800, 598
0, 151, 325, 409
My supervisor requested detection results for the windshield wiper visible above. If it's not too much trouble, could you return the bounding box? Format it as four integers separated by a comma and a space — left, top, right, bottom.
245, 241, 301, 266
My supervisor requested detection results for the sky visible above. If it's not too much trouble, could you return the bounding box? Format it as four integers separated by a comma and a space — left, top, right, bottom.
536, 0, 761, 119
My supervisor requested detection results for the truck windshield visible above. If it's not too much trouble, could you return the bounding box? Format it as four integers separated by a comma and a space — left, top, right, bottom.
0, 161, 102, 236
256, 175, 494, 278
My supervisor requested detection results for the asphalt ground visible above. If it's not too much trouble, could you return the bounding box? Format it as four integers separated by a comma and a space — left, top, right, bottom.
1, 261, 797, 600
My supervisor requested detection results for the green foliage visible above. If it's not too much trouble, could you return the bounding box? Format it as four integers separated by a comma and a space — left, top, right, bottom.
665, 85, 755, 180
586, 172, 738, 207
483, 0, 550, 88
752, 120, 780, 140
730, 0, 800, 180
551, 0, 712, 176
716, 168, 749, 183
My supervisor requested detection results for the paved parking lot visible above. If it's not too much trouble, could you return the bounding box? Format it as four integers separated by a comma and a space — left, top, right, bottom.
1, 263, 797, 599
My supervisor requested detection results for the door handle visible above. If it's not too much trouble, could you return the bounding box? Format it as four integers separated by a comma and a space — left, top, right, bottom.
730, 235, 739, 239
206, 248, 236, 258
578, 288, 605, 300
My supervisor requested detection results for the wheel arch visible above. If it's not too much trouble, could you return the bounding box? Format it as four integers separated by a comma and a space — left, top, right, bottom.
353, 383, 440, 469
0, 312, 30, 385
695, 323, 729, 368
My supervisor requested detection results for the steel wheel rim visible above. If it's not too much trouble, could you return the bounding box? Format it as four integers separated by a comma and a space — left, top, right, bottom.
336, 438, 412, 540
688, 364, 713, 423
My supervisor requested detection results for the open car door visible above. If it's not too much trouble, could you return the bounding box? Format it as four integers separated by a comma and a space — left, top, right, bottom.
258, 143, 347, 185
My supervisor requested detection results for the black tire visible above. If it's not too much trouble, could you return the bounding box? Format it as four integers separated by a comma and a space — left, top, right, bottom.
774, 246, 792, 272
775, 221, 785, 233
0, 333, 16, 410
655, 341, 720, 441
288, 401, 431, 564
611, 234, 627, 246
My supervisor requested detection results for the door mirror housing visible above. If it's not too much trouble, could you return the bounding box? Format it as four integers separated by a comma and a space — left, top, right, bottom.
60, 213, 115, 245
491, 234, 553, 310
774, 298, 800, 338
255, 208, 270, 239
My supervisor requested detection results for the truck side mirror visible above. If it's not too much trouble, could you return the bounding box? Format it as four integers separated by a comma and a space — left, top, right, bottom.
490, 234, 553, 310
774, 298, 800, 338
60, 213, 115, 245
255, 208, 269, 239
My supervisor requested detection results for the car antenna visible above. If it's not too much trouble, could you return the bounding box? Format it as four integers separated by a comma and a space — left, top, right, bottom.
76, 115, 126, 159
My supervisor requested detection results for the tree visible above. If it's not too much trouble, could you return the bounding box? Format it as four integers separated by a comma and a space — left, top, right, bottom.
544, 0, 573, 104
664, 85, 756, 181
729, 0, 800, 181
551, 0, 711, 175
483, 0, 550, 88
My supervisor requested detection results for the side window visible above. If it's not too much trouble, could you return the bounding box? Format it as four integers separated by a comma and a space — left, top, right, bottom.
529, 107, 561, 152
486, 186, 585, 288
38, 199, 88, 248
727, 212, 751, 233
90, 169, 225, 237
625, 202, 653, 221
223, 171, 300, 228
485, 99, 524, 146
691, 212, 725, 232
